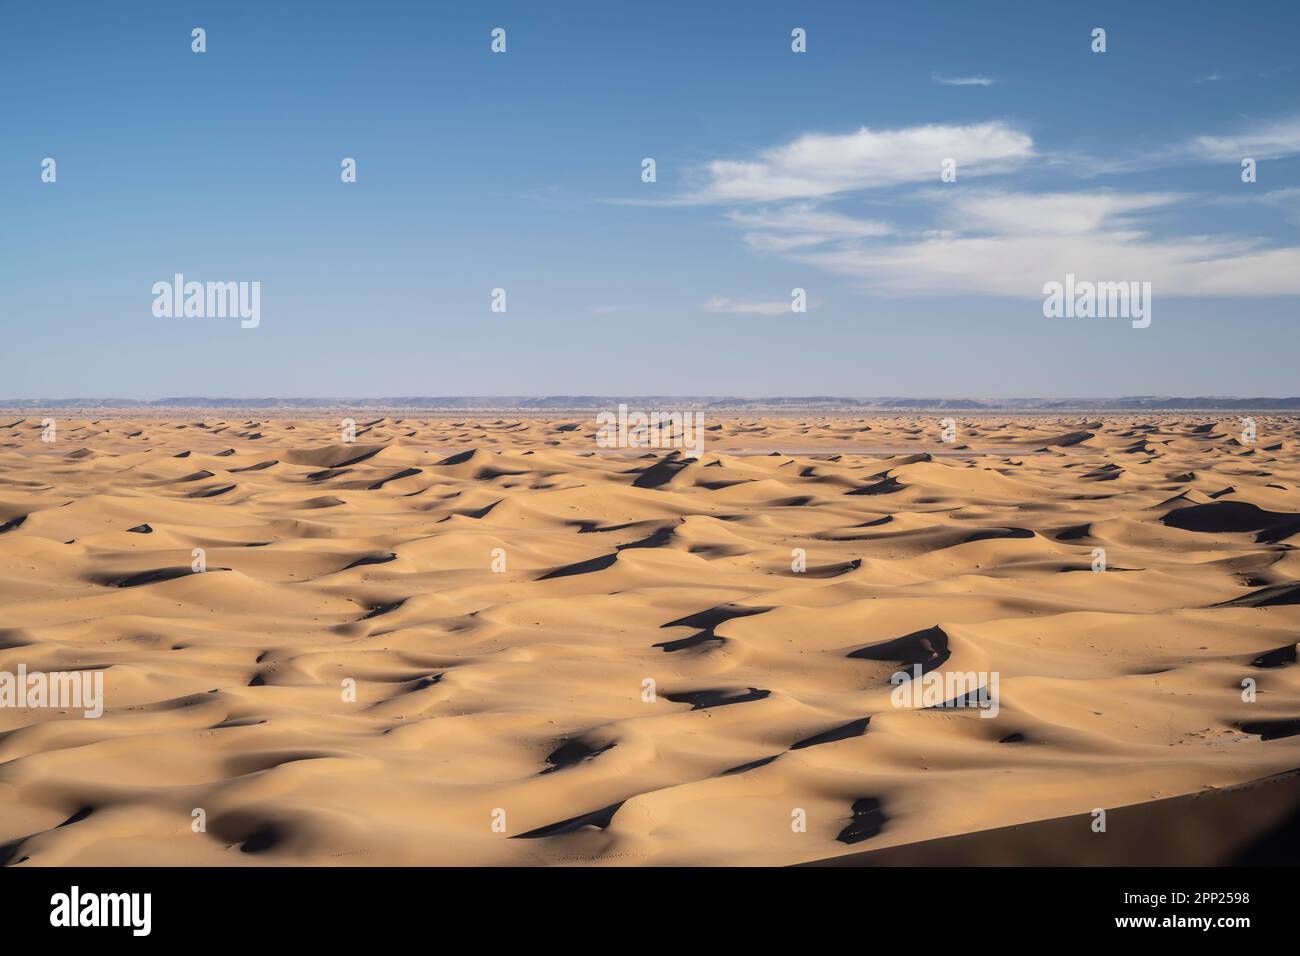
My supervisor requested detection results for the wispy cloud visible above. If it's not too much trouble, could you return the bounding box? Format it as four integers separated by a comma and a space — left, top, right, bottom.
1209, 186, 1300, 206
786, 190, 1300, 297
704, 296, 795, 316
727, 203, 892, 252
1208, 187, 1300, 225
932, 72, 995, 87
658, 116, 1300, 300
1047, 114, 1300, 178
929, 189, 1181, 236
1187, 114, 1300, 161
685, 121, 1033, 203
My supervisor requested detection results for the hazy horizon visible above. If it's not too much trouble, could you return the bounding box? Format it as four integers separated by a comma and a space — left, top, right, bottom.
5, 393, 1300, 412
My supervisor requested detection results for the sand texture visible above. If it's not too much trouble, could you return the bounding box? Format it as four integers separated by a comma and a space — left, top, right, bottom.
1, 414, 1299, 865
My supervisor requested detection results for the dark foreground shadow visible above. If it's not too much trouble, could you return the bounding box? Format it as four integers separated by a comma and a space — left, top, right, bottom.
800, 767, 1300, 866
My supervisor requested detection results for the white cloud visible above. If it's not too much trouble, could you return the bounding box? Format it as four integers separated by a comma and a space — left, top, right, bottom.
932, 190, 1181, 236
665, 118, 1300, 300
704, 296, 795, 316
1188, 115, 1300, 161
1029, 114, 1300, 178
690, 122, 1033, 202
727, 203, 892, 252
932, 72, 995, 86
786, 190, 1300, 297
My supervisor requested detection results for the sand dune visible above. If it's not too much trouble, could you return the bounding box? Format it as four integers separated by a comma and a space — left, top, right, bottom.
1, 413, 1299, 865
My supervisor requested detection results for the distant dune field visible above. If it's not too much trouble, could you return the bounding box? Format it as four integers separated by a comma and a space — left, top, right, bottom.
1, 414, 1298, 865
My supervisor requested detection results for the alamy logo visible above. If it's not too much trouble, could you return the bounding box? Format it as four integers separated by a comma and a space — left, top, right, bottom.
1042, 273, 1151, 328
890, 665, 1000, 718
152, 274, 261, 328
50, 886, 151, 936
0, 664, 104, 718
595, 403, 705, 459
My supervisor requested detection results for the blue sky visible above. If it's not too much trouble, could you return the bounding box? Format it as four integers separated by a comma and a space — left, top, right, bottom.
3, 0, 1298, 398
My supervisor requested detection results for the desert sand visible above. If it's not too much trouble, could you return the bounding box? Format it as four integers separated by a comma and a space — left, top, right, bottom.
1, 413, 1298, 865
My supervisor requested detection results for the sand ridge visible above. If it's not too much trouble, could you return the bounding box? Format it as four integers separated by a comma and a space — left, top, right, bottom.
1, 414, 1298, 865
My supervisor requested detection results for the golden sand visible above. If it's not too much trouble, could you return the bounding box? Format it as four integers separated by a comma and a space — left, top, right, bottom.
1, 414, 1298, 865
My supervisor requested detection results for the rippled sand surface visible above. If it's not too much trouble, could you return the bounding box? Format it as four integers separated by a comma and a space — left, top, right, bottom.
2, 413, 1298, 865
